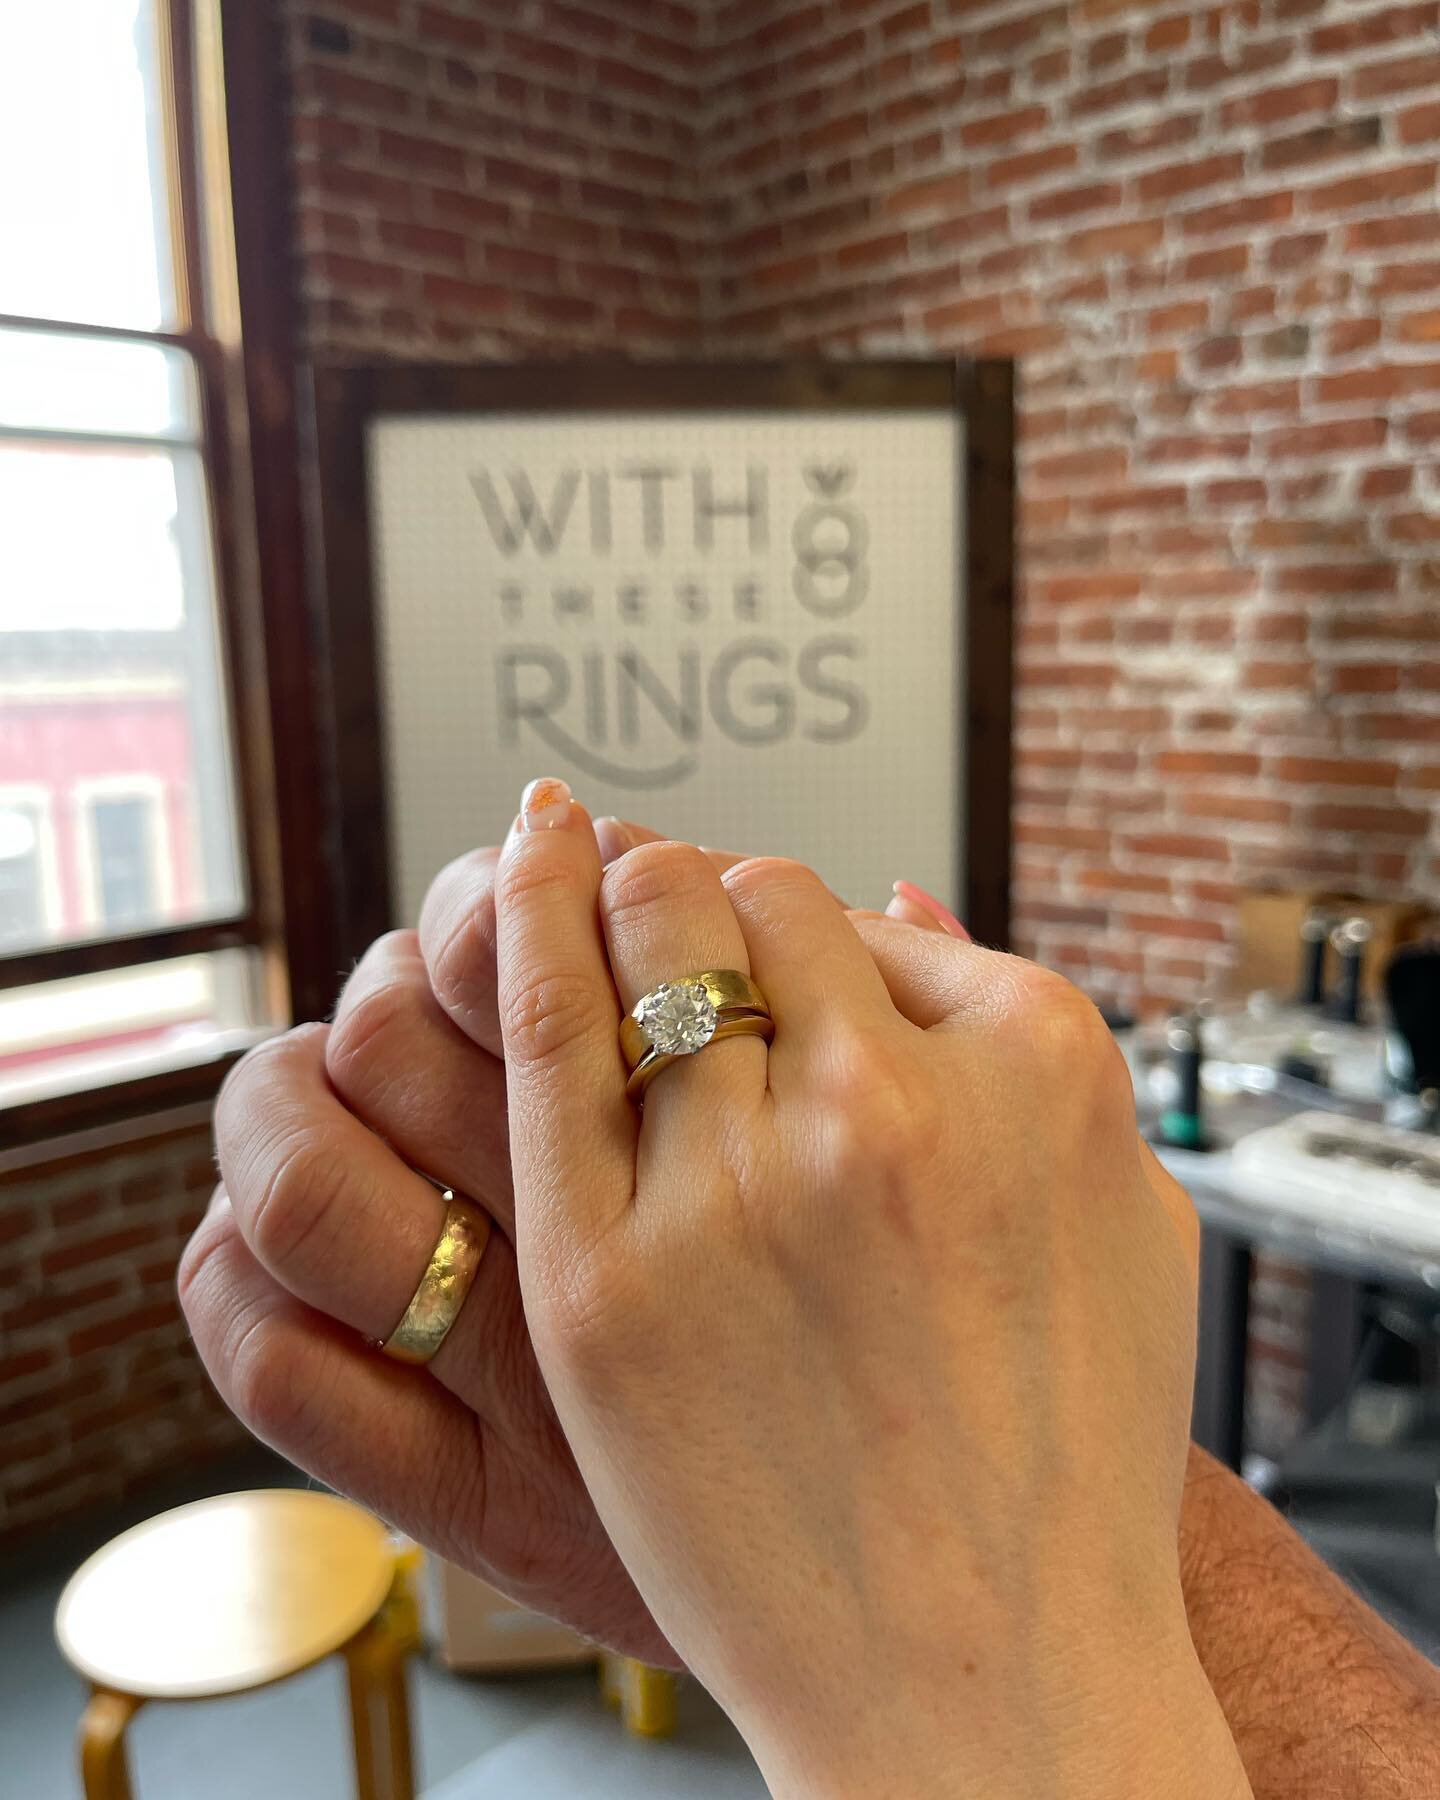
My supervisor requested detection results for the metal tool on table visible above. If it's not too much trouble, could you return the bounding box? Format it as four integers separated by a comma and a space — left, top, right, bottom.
1154, 1011, 1213, 1152
1384, 941, 1440, 1134
1297, 907, 1333, 1010
1327, 916, 1375, 1027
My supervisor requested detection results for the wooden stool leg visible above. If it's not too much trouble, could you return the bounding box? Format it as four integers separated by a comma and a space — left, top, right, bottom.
598, 1651, 623, 1711
79, 1690, 143, 1800
620, 1660, 678, 1739
344, 1617, 416, 1800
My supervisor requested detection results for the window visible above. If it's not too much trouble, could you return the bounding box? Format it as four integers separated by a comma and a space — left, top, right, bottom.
0, 1, 282, 1118
0, 794, 58, 948
81, 783, 170, 930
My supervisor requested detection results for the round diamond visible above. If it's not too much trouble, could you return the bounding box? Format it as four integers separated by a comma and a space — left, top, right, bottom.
639, 981, 718, 1056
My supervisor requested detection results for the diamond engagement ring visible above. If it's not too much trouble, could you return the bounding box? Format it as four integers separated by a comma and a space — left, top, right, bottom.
620, 969, 773, 1105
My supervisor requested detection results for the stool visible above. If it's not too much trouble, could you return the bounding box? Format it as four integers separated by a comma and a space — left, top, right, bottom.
598, 1652, 678, 1738
55, 1489, 419, 1800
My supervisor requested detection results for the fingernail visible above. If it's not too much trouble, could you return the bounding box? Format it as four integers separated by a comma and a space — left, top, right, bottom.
519, 777, 573, 832
594, 816, 634, 864
888, 880, 971, 942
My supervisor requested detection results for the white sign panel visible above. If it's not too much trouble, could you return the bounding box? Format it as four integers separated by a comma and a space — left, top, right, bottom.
366, 408, 964, 921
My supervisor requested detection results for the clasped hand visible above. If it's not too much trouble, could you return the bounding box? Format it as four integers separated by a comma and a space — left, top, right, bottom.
182, 791, 1250, 1799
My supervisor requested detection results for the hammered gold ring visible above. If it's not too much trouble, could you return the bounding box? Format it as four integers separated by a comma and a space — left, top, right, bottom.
620, 969, 773, 1105
380, 1191, 493, 1366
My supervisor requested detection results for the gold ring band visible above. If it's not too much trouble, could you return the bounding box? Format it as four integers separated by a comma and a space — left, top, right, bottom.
380, 1192, 493, 1366
626, 1012, 775, 1104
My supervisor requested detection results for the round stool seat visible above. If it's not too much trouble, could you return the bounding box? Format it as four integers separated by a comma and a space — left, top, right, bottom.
56, 1489, 395, 1700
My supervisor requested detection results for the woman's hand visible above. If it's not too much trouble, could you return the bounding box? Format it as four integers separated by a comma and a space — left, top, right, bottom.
179, 815, 890, 1666
493, 785, 1249, 1799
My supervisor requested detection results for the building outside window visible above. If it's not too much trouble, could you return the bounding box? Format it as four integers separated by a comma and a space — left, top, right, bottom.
0, 793, 59, 949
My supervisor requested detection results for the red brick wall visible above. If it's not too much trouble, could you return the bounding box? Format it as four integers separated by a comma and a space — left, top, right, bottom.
704, 0, 1440, 1010
287, 0, 707, 355
0, 1113, 242, 1543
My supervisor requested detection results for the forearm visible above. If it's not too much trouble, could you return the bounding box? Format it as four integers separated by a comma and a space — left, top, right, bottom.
1180, 1444, 1440, 1798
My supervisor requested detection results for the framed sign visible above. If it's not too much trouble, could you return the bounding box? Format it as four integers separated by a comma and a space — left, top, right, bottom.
311, 361, 1014, 966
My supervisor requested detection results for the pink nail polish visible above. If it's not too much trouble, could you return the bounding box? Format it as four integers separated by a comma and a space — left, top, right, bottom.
594, 816, 635, 863
891, 880, 971, 942
519, 777, 573, 832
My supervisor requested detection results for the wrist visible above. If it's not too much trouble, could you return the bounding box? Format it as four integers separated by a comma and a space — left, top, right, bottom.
729, 1588, 1251, 1800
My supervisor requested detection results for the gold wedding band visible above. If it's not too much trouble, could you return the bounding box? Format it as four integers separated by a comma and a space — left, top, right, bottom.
380, 1191, 493, 1366
621, 968, 773, 1105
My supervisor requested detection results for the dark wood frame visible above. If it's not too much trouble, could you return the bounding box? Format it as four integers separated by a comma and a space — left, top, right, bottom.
308, 358, 1015, 962
3, 0, 321, 1146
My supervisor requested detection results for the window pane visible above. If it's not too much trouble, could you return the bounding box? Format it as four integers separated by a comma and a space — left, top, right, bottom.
0, 0, 176, 329
0, 949, 277, 1108
0, 327, 200, 441
93, 795, 160, 927
0, 800, 50, 947
0, 439, 246, 945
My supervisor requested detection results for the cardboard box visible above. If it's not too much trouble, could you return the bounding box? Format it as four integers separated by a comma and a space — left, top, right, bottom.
425, 1558, 597, 1672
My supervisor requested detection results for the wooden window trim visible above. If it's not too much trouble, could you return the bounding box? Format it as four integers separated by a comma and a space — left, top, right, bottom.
2, 0, 330, 1149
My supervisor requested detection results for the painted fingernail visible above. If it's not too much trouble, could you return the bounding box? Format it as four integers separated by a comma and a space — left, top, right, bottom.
519, 777, 573, 832
889, 880, 971, 942
593, 816, 635, 864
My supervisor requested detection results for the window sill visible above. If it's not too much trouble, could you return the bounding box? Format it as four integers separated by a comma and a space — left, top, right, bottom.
0, 1028, 275, 1159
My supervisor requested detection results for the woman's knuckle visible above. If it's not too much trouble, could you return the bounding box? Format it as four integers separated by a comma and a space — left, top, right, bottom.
602, 840, 713, 926
535, 1245, 643, 1389
826, 1066, 927, 1182
501, 965, 607, 1069
1007, 958, 1079, 1014
723, 854, 821, 910
1055, 991, 1118, 1067
1011, 963, 1086, 1035
498, 835, 584, 911
1010, 966, 1126, 1093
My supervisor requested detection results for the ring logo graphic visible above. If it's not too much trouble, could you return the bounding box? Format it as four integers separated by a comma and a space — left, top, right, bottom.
475, 459, 872, 790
